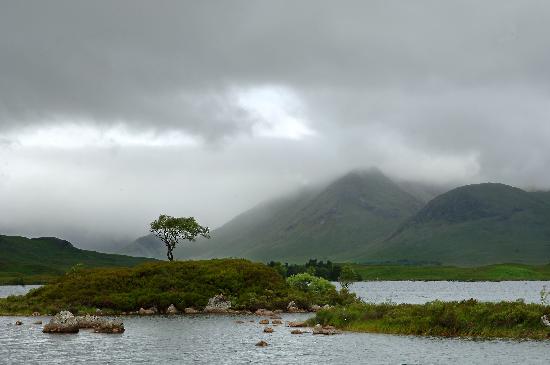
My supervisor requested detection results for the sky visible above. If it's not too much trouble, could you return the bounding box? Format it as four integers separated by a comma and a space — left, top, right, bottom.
1, 0, 550, 249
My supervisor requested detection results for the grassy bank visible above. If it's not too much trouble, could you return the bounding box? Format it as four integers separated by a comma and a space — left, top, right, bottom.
351, 263, 550, 281
310, 300, 550, 339
0, 259, 357, 315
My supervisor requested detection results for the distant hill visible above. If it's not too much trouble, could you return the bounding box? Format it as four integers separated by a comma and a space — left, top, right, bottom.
119, 235, 166, 260
167, 169, 429, 262
368, 183, 550, 265
0, 235, 154, 283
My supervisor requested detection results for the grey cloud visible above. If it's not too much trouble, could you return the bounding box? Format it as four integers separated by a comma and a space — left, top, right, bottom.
1, 1, 550, 247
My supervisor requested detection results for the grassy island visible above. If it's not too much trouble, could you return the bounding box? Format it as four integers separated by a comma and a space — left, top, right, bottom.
310, 300, 550, 339
0, 259, 357, 316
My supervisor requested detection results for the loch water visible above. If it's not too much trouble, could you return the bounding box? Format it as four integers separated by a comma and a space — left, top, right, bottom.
1, 282, 550, 364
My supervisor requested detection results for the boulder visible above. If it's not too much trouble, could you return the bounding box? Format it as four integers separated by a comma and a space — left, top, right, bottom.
263, 327, 274, 333
15, 320, 23, 326
93, 319, 125, 334
31, 312, 40, 317
271, 319, 283, 325
259, 319, 270, 324
95, 308, 103, 315
287, 301, 305, 313
254, 309, 274, 317
541, 315, 550, 327
184, 307, 200, 314
291, 329, 306, 334
287, 321, 307, 327
138, 307, 157, 316
255, 340, 268, 347
75, 315, 103, 329
309, 305, 321, 312
203, 294, 231, 313
312, 324, 341, 335
166, 304, 179, 315
43, 311, 79, 333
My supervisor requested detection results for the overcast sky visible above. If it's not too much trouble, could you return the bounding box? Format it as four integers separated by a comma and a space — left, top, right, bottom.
1, 1, 550, 249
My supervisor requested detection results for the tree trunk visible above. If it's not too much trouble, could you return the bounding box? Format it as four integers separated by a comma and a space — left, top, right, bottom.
166, 246, 174, 261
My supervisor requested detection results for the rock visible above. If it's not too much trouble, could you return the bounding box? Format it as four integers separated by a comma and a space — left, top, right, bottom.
31, 312, 40, 317
15, 320, 23, 326
43, 311, 79, 333
34, 321, 42, 325
138, 307, 157, 316
287, 301, 304, 313
323, 304, 331, 310
75, 315, 103, 329
291, 329, 306, 334
254, 309, 274, 316
287, 321, 307, 327
271, 319, 283, 325
541, 315, 550, 327
273, 309, 283, 314
203, 294, 231, 313
263, 327, 274, 333
309, 305, 321, 312
184, 307, 200, 314
312, 324, 341, 335
93, 319, 125, 334
259, 319, 269, 324
235, 320, 245, 324
95, 308, 103, 315
166, 304, 179, 315
255, 340, 268, 347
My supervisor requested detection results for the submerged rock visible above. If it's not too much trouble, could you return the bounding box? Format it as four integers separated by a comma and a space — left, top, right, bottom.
43, 311, 79, 333
312, 324, 341, 335
166, 304, 179, 315
203, 294, 232, 313
263, 327, 274, 333
287, 321, 307, 328
15, 320, 23, 326
271, 319, 283, 325
259, 319, 270, 324
255, 340, 268, 347
34, 321, 42, 325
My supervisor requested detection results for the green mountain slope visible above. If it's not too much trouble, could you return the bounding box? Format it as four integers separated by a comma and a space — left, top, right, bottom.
175, 169, 425, 262
367, 183, 550, 265
0, 235, 153, 283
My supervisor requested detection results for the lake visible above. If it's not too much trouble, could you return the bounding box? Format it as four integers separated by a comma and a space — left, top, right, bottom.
2, 282, 550, 364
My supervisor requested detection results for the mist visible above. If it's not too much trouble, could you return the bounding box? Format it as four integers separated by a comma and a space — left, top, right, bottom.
1, 0, 550, 249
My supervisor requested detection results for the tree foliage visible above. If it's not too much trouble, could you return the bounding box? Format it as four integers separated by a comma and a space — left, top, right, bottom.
338, 264, 361, 290
286, 273, 334, 295
150, 215, 210, 261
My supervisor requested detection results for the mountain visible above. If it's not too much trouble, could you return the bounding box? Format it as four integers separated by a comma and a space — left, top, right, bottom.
0, 235, 154, 282
171, 169, 427, 262
119, 235, 166, 259
368, 183, 550, 266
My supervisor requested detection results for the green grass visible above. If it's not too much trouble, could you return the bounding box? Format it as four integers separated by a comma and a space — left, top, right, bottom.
351, 263, 550, 281
0, 235, 154, 284
0, 259, 357, 315
310, 300, 550, 339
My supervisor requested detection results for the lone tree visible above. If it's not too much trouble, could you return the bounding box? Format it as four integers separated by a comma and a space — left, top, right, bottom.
338, 265, 361, 290
150, 214, 210, 261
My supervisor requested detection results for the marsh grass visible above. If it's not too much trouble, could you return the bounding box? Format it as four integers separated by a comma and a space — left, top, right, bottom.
310, 300, 550, 339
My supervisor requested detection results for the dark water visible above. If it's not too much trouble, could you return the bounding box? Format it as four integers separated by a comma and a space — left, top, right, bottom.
2, 283, 550, 364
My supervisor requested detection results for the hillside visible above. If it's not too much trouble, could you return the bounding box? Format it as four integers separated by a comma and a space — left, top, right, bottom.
0, 235, 154, 283
368, 183, 550, 265
171, 169, 427, 262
